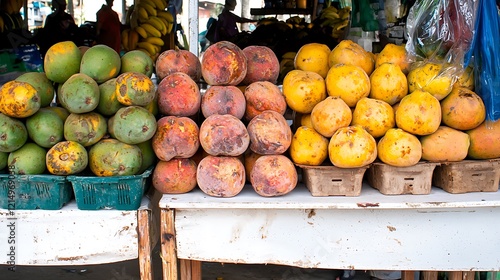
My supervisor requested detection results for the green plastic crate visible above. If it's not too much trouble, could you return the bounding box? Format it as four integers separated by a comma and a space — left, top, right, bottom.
0, 174, 72, 210
67, 167, 153, 211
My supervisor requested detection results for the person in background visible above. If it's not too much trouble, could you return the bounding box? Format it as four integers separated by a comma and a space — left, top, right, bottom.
39, 0, 78, 56
214, 0, 255, 42
96, 0, 122, 53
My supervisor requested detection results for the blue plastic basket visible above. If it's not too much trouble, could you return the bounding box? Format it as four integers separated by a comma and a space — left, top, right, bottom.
67, 167, 153, 210
0, 173, 72, 210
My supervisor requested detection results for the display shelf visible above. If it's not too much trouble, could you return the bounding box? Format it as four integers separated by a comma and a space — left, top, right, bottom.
160, 184, 500, 279
159, 183, 500, 210
0, 196, 159, 280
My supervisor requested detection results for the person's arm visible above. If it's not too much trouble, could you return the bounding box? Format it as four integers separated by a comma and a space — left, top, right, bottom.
233, 13, 255, 23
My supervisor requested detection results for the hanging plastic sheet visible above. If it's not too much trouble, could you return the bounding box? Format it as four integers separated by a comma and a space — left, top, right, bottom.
405, 0, 480, 83
473, 0, 500, 123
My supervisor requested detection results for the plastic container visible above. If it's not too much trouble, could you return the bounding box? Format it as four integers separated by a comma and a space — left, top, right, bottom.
0, 173, 72, 210
68, 167, 153, 210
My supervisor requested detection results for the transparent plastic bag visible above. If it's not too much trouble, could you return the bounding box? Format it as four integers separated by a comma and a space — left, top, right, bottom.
473, 0, 500, 123
405, 0, 479, 80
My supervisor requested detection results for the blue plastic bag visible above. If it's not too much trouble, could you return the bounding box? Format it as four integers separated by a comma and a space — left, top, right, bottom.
473, 0, 500, 122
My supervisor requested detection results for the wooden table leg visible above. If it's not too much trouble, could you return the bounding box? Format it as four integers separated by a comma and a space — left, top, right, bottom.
180, 259, 202, 280
161, 208, 178, 280
422, 271, 438, 280
402, 271, 415, 280
449, 271, 463, 280
138, 209, 154, 280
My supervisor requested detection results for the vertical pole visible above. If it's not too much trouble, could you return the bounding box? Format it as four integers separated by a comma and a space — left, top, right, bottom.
138, 209, 154, 280
241, 0, 251, 31
188, 0, 198, 55
161, 208, 178, 280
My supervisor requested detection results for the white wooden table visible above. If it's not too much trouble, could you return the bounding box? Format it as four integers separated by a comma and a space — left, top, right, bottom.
0, 196, 159, 280
159, 184, 500, 280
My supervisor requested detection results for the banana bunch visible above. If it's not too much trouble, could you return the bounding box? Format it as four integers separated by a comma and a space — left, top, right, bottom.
0, 0, 25, 32
1, 0, 24, 15
122, 0, 174, 61
317, 6, 351, 38
279, 51, 297, 79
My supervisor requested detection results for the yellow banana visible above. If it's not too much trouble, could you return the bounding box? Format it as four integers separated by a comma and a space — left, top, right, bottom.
150, 0, 166, 10
129, 29, 140, 50
121, 28, 130, 51
157, 16, 170, 34
137, 42, 157, 56
135, 26, 148, 39
141, 23, 161, 38
147, 17, 164, 32
157, 11, 174, 23
144, 37, 164, 46
139, 2, 157, 17
140, 0, 156, 8
282, 52, 297, 60
137, 6, 149, 21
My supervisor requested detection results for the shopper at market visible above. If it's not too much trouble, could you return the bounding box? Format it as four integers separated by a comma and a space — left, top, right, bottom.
39, 0, 79, 57
214, 0, 256, 42
96, 0, 122, 53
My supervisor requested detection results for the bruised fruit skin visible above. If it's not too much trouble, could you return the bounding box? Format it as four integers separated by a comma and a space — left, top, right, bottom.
201, 41, 247, 86
197, 155, 246, 197
120, 50, 154, 77
325, 63, 370, 107
115, 72, 156, 107
153, 159, 197, 194
46, 140, 88, 175
250, 154, 298, 197
395, 90, 441, 136
0, 80, 40, 118
8, 142, 47, 175
290, 126, 329, 166
88, 138, 142, 177
351, 97, 395, 139
26, 108, 64, 148
440, 86, 486, 131
152, 116, 200, 161
15, 72, 55, 107
64, 112, 107, 147
328, 125, 377, 168
420, 126, 470, 162
247, 110, 292, 155
97, 78, 125, 116
109, 106, 157, 145
157, 72, 201, 117
201, 85, 246, 119
377, 128, 422, 167
282, 70, 326, 114
199, 114, 250, 157
328, 39, 374, 76
59, 73, 100, 114
310, 96, 352, 138
0, 113, 28, 153
466, 120, 500, 160
155, 49, 202, 82
244, 81, 287, 121
241, 45, 280, 85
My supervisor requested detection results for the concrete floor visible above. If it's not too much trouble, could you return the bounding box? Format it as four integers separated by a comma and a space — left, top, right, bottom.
1, 243, 375, 280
